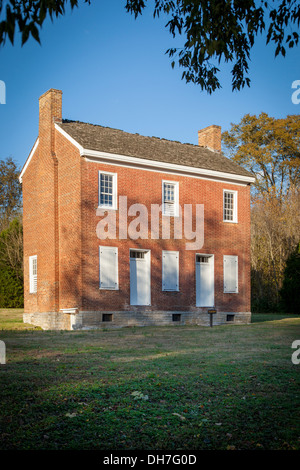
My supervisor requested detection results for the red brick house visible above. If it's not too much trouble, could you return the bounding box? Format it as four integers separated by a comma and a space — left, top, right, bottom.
20, 89, 254, 330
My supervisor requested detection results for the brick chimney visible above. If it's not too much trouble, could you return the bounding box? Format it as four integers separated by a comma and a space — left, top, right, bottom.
37, 89, 62, 314
39, 89, 62, 154
198, 125, 221, 152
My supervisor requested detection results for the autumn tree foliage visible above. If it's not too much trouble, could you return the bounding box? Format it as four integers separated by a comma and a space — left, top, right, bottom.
223, 114, 300, 312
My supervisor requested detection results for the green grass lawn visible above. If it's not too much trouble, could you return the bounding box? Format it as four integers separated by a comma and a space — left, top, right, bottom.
0, 309, 299, 450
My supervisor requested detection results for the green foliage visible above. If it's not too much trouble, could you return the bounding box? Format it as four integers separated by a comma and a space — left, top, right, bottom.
1, 1, 300, 92
0, 0, 91, 46
0, 264, 23, 307
126, 0, 300, 93
280, 242, 300, 314
0, 217, 23, 308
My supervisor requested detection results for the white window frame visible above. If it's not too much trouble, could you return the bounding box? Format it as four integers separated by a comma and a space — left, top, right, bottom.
98, 171, 117, 210
29, 255, 37, 294
223, 189, 237, 223
99, 246, 119, 290
162, 180, 179, 217
223, 255, 238, 293
162, 250, 179, 292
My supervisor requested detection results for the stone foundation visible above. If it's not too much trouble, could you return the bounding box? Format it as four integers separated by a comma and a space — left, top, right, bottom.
23, 311, 71, 330
23, 310, 251, 330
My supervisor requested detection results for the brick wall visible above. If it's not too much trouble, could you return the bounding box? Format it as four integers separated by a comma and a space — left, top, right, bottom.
79, 159, 251, 316
56, 131, 82, 311
22, 145, 39, 314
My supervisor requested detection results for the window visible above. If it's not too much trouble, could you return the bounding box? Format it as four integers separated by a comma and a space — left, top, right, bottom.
162, 180, 179, 216
223, 190, 237, 222
196, 255, 210, 263
172, 314, 181, 322
99, 246, 119, 289
98, 171, 117, 209
223, 255, 238, 293
162, 251, 179, 291
130, 251, 146, 259
29, 255, 37, 293
102, 313, 113, 322
227, 314, 235, 322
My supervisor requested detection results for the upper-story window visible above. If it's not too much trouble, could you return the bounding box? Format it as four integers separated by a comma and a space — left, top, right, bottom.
98, 171, 117, 210
223, 190, 237, 223
162, 180, 179, 217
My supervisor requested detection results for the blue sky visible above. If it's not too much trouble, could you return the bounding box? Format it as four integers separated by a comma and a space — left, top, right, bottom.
0, 1, 299, 170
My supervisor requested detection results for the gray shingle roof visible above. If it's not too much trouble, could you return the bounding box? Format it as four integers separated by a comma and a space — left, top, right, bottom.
57, 120, 252, 179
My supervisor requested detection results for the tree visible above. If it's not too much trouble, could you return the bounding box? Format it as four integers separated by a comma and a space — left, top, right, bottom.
0, 263, 24, 308
0, 217, 23, 282
222, 112, 300, 312
250, 191, 300, 311
0, 157, 23, 230
222, 113, 300, 200
280, 242, 300, 314
0, 1, 299, 93
0, 217, 24, 308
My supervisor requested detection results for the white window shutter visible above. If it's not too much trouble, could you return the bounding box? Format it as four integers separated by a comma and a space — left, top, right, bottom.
162, 251, 179, 291
29, 255, 37, 294
224, 255, 238, 293
99, 247, 118, 289
164, 201, 175, 216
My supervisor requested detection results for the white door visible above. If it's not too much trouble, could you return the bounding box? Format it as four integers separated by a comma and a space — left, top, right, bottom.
130, 250, 151, 305
196, 255, 214, 307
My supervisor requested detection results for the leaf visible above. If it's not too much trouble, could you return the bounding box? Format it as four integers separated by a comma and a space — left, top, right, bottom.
30, 23, 41, 44
65, 412, 77, 418
172, 413, 186, 421
131, 391, 148, 400
21, 26, 30, 46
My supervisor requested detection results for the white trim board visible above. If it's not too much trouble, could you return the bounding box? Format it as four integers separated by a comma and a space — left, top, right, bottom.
19, 138, 39, 183
82, 149, 255, 184
55, 123, 84, 153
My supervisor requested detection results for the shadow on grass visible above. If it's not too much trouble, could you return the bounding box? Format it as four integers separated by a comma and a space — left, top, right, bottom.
251, 313, 300, 323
